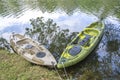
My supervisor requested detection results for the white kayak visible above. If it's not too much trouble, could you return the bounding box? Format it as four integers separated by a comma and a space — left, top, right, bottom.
10, 34, 57, 67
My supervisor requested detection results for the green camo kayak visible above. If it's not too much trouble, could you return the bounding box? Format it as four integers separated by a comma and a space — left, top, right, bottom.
57, 21, 104, 68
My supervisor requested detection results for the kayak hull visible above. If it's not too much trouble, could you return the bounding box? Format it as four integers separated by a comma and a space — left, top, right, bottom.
57, 21, 104, 68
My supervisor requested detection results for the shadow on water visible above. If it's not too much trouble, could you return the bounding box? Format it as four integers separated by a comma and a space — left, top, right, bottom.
24, 17, 120, 80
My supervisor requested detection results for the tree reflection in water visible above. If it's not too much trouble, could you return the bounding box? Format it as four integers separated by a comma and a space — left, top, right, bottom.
97, 22, 120, 79
25, 17, 78, 61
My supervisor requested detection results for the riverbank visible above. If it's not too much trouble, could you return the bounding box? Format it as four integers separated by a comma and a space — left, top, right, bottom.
0, 50, 59, 80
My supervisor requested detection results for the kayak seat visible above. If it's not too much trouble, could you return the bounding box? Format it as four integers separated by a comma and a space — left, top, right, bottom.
69, 45, 82, 56
79, 34, 91, 46
36, 52, 46, 58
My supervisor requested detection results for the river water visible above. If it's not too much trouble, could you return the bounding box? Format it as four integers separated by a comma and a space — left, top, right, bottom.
0, 0, 120, 80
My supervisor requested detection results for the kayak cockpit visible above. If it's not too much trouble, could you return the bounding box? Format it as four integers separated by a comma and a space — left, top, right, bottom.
71, 28, 99, 48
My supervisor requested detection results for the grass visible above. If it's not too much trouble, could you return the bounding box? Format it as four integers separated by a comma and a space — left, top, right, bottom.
0, 50, 60, 80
